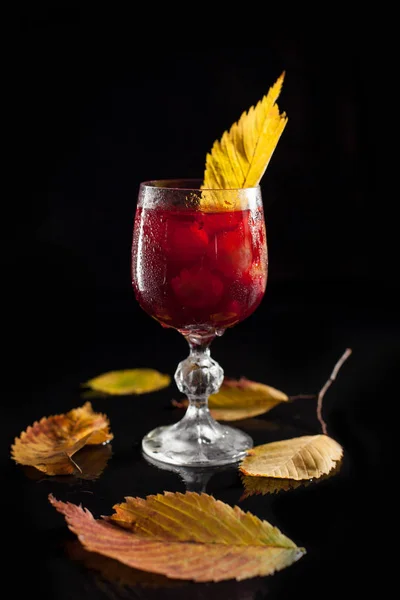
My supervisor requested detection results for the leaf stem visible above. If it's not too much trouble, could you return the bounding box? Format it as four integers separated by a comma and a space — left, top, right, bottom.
66, 453, 82, 473
317, 348, 352, 435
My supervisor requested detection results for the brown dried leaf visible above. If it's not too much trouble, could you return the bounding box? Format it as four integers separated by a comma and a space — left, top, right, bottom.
173, 377, 288, 421
50, 491, 305, 582
11, 402, 113, 475
84, 368, 171, 395
240, 435, 343, 480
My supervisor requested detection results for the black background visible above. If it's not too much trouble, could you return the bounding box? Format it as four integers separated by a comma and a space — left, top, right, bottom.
5, 10, 397, 600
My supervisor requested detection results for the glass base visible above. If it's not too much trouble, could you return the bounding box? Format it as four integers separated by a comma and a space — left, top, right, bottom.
142, 410, 253, 467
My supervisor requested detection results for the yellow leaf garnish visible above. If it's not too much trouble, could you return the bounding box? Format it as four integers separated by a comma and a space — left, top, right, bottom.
202, 72, 288, 195
84, 368, 171, 396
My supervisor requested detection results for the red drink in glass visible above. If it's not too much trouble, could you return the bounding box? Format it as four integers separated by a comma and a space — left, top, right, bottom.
131, 205, 267, 334
132, 180, 267, 466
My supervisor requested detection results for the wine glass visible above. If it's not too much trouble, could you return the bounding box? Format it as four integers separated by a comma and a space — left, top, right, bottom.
131, 179, 267, 467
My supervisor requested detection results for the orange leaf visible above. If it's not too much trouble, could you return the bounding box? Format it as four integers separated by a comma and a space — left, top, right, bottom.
50, 492, 304, 582
11, 402, 113, 475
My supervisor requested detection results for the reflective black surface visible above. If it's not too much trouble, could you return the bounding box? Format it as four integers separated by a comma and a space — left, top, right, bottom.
4, 285, 395, 599
7, 22, 395, 599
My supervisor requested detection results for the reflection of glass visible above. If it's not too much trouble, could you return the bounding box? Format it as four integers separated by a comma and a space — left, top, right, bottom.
131, 180, 267, 467
143, 452, 235, 492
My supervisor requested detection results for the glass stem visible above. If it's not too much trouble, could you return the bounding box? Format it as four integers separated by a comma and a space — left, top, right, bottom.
174, 334, 224, 430
143, 331, 252, 466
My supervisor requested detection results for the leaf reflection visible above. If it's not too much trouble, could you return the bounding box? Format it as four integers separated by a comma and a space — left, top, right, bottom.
240, 459, 343, 499
65, 539, 269, 599
66, 539, 182, 589
21, 443, 112, 482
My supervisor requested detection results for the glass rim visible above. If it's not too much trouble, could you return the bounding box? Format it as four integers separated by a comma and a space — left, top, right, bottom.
139, 178, 260, 192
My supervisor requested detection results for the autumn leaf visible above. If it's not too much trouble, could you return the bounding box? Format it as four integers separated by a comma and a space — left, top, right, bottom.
172, 377, 288, 421
202, 72, 287, 192
240, 435, 343, 480
11, 402, 113, 475
50, 491, 305, 582
209, 377, 288, 421
83, 368, 171, 396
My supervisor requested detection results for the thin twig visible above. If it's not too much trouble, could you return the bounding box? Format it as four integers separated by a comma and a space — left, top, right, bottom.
317, 348, 352, 435
66, 453, 82, 473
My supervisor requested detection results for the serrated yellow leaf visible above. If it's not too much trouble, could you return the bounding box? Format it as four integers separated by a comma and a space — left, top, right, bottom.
84, 368, 171, 395
50, 491, 305, 582
240, 435, 343, 480
202, 72, 288, 199
110, 491, 295, 546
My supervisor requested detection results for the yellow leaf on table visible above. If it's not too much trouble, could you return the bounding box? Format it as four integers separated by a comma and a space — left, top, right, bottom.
201, 72, 287, 210
209, 377, 288, 421
11, 402, 113, 475
172, 377, 288, 421
84, 368, 171, 395
240, 435, 343, 480
50, 491, 305, 582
